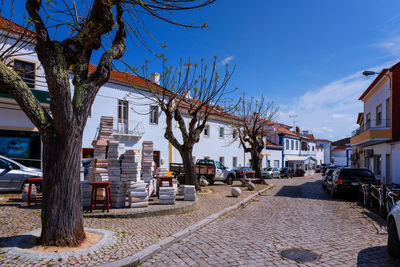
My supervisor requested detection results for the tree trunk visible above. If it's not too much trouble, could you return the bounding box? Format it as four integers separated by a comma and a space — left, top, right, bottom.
251, 150, 261, 178
179, 148, 201, 191
39, 127, 85, 247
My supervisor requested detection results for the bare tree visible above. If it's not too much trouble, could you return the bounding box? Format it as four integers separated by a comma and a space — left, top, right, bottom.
232, 95, 278, 178
0, 0, 214, 247
129, 57, 235, 190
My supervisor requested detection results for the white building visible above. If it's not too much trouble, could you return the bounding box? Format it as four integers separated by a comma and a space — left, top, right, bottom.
316, 139, 331, 164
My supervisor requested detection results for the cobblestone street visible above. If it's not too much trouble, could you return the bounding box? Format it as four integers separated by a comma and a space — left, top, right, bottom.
143, 174, 400, 266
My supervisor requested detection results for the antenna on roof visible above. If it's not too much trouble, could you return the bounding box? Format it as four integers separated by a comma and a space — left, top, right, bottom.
289, 114, 298, 130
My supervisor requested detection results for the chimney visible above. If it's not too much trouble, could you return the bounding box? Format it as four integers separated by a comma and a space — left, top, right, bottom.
296, 126, 300, 133
151, 73, 160, 85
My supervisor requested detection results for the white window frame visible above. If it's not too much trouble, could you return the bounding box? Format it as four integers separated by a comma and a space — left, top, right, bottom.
219, 127, 225, 138
232, 156, 238, 168
204, 125, 210, 137
149, 105, 159, 125
219, 156, 225, 165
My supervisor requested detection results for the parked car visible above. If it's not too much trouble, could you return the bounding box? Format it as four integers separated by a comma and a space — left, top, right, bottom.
0, 155, 42, 192
280, 167, 294, 178
233, 167, 255, 179
261, 167, 280, 179
170, 159, 236, 185
321, 167, 338, 190
326, 167, 376, 198
388, 201, 400, 258
316, 165, 322, 173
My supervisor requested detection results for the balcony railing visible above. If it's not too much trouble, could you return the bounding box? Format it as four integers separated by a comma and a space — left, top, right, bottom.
113, 120, 145, 138
352, 119, 390, 137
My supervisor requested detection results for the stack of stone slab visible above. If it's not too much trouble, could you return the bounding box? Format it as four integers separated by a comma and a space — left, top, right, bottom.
141, 141, 153, 182
159, 186, 176, 205
110, 181, 126, 208
156, 167, 168, 177
93, 139, 108, 159
81, 180, 91, 208
98, 116, 114, 141
121, 149, 141, 183
184, 185, 196, 201
107, 140, 121, 182
127, 181, 149, 208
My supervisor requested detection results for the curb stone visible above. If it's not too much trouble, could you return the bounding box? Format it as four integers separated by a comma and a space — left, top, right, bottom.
96, 184, 273, 267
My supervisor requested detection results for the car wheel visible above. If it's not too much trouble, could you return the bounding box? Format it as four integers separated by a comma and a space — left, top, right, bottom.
322, 182, 326, 190
388, 218, 400, 258
20, 180, 28, 193
208, 180, 215, 185
226, 175, 234, 185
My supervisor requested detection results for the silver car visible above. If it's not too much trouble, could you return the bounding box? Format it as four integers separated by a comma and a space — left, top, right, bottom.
0, 155, 42, 192
261, 167, 280, 179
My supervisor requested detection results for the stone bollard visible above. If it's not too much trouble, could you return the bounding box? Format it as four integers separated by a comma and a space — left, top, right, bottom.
231, 187, 241, 197
247, 182, 255, 191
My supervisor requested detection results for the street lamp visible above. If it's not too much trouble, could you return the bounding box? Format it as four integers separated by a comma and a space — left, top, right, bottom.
362, 70, 379, 76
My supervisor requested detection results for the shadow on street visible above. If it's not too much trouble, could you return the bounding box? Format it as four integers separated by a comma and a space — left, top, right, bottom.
357, 246, 400, 266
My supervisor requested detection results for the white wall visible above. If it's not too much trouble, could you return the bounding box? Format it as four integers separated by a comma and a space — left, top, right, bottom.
83, 81, 170, 169
0, 108, 35, 129
317, 141, 331, 164
363, 143, 391, 183
263, 149, 282, 169
171, 116, 246, 170
364, 78, 391, 128
392, 141, 400, 185
316, 147, 324, 165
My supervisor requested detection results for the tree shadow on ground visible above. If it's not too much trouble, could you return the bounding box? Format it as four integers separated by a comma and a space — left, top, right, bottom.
272, 180, 358, 202
357, 246, 400, 266
0, 234, 37, 249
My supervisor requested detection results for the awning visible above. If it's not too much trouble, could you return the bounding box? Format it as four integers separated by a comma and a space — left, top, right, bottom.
285, 155, 317, 162
0, 89, 50, 104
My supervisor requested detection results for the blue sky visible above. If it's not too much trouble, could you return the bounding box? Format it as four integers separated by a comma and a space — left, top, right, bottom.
6, 0, 400, 141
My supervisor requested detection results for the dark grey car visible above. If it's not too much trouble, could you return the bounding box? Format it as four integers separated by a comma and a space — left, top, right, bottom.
0, 155, 42, 192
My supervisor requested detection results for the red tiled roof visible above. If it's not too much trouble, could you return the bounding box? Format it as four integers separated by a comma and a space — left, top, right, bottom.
266, 140, 282, 149
0, 16, 35, 38
315, 139, 331, 142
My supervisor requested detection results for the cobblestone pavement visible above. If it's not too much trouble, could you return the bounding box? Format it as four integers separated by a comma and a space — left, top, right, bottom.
143, 175, 400, 267
0, 181, 267, 266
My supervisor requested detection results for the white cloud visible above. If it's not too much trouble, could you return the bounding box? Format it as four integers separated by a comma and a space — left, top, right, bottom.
278, 61, 395, 141
221, 56, 234, 66
374, 35, 400, 56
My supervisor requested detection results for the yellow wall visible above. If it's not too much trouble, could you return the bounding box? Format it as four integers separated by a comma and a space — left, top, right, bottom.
351, 129, 392, 145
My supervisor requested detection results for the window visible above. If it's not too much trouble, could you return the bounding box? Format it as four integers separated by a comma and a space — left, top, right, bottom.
150, 105, 159, 124
232, 157, 237, 168
374, 155, 381, 176
0, 158, 9, 169
219, 156, 225, 165
118, 100, 129, 133
232, 129, 238, 139
274, 160, 279, 168
296, 141, 298, 150
204, 125, 210, 137
312, 146, 314, 151
291, 140, 294, 150
14, 59, 35, 89
286, 139, 289, 150
376, 104, 382, 126
267, 160, 270, 167
366, 113, 371, 129
219, 127, 225, 138
386, 98, 391, 127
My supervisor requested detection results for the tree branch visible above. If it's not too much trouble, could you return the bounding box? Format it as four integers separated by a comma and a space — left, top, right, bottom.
0, 61, 52, 131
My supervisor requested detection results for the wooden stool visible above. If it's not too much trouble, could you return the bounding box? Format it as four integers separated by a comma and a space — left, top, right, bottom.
157, 176, 173, 197
90, 181, 112, 212
27, 177, 43, 206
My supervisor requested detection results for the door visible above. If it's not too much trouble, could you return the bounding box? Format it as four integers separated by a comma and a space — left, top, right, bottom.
118, 99, 129, 134
215, 161, 225, 180
386, 154, 391, 184
153, 151, 160, 173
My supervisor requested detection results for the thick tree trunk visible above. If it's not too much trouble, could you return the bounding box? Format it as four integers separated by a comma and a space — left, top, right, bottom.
39, 128, 85, 247
179, 148, 201, 191
251, 150, 261, 178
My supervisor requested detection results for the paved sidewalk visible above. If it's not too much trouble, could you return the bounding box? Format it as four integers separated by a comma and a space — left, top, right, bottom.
0, 182, 268, 266
143, 175, 400, 266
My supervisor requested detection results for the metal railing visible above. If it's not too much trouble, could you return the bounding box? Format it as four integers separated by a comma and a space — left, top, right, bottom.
358, 182, 400, 217
114, 120, 145, 137
351, 119, 391, 137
